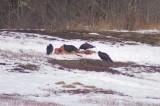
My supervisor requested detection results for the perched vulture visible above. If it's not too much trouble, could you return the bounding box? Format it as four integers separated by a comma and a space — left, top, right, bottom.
46, 44, 53, 55
63, 44, 78, 52
79, 43, 95, 50
98, 51, 113, 62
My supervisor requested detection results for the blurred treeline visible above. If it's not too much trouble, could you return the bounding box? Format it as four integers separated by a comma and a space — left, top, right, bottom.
0, 0, 160, 30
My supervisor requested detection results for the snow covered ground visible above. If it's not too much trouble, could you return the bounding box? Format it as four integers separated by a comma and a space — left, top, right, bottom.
0, 31, 160, 106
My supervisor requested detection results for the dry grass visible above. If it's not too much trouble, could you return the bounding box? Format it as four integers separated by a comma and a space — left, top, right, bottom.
99, 31, 160, 46
62, 84, 76, 88
45, 88, 126, 97
55, 81, 97, 89
55, 81, 66, 85
3, 29, 160, 46
72, 82, 84, 86
82, 85, 96, 89
0, 94, 62, 106
18, 63, 39, 71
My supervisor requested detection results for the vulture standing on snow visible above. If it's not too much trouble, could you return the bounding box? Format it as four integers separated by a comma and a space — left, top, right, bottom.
63, 44, 78, 52
46, 44, 53, 55
79, 43, 95, 50
98, 51, 113, 62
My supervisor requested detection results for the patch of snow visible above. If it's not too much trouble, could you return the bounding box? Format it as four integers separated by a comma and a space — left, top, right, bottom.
89, 33, 100, 35
109, 30, 129, 33
133, 29, 160, 34
109, 29, 160, 34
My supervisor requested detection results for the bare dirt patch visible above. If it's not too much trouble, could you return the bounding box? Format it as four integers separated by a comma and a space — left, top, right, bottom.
62, 84, 76, 88
72, 82, 84, 86
55, 81, 66, 85
48, 59, 160, 76
1, 29, 160, 46
10, 67, 30, 73
82, 85, 96, 89
18, 63, 39, 71
48, 59, 121, 74
10, 63, 39, 73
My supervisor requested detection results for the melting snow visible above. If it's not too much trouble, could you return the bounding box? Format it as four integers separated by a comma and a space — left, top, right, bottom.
109, 29, 160, 34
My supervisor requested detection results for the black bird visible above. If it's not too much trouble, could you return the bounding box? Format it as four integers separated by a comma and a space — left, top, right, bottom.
79, 43, 95, 50
98, 51, 113, 62
46, 44, 53, 55
63, 44, 78, 52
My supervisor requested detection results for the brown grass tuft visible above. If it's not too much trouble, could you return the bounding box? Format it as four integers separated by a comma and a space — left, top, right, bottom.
72, 82, 84, 86
55, 81, 65, 85
82, 85, 96, 89
62, 84, 76, 88
46, 88, 126, 96
18, 63, 39, 71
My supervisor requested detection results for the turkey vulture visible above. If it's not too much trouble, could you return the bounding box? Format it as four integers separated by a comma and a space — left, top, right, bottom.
98, 51, 113, 62
79, 43, 95, 50
46, 44, 53, 55
63, 44, 78, 52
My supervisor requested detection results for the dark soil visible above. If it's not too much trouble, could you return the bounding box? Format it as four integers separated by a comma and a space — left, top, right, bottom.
48, 59, 121, 74
48, 59, 160, 76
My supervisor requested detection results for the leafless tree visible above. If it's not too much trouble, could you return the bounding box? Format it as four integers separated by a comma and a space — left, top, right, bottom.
0, 0, 160, 30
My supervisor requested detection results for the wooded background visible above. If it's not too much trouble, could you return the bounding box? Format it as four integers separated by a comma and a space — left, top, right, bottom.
0, 0, 160, 30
